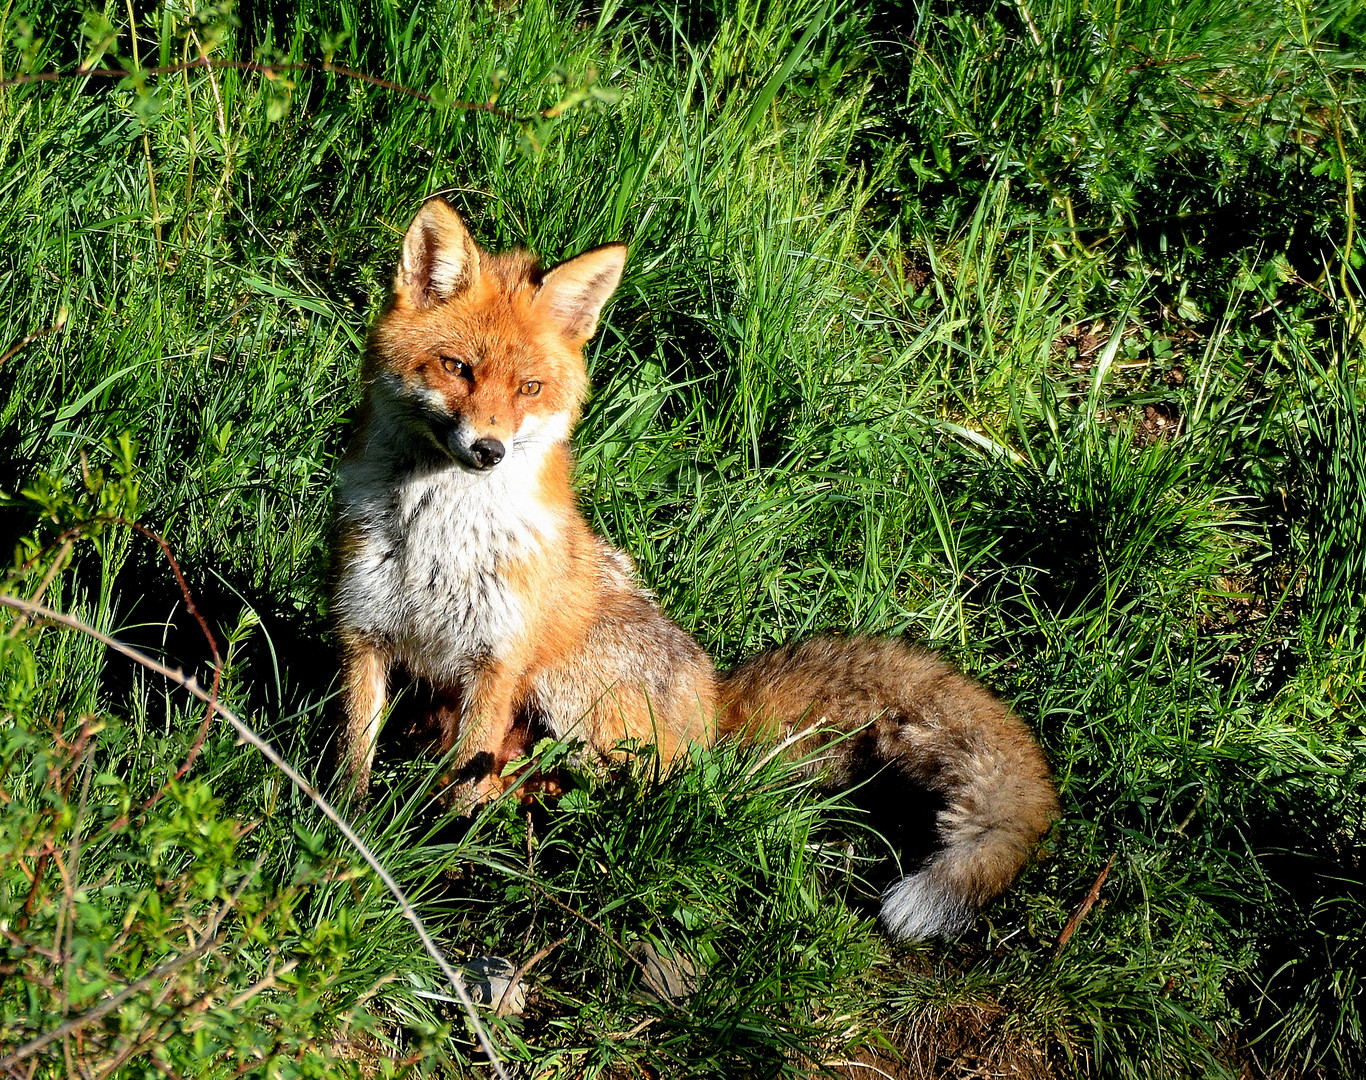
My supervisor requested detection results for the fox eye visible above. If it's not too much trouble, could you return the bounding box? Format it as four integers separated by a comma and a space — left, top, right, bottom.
440, 356, 469, 377
520, 380, 542, 396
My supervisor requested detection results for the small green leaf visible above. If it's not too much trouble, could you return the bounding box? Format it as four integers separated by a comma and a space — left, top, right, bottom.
266, 92, 291, 123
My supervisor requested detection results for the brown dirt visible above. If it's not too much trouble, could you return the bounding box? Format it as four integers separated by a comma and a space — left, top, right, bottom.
1134, 400, 1183, 444
825, 1003, 1059, 1080
1053, 323, 1107, 367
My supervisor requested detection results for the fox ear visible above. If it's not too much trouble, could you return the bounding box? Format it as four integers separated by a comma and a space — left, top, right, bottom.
533, 244, 627, 344
395, 199, 480, 308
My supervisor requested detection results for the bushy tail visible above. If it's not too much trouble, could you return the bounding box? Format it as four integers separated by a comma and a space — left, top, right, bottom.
719, 637, 1058, 941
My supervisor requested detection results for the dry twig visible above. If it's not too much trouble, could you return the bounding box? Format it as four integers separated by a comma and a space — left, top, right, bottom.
495, 936, 567, 1018
1053, 853, 1115, 958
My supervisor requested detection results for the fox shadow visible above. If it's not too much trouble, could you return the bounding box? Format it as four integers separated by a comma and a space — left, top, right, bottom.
77, 537, 340, 774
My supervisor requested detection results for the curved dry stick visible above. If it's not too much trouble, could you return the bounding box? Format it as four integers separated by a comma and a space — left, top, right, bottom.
0, 593, 509, 1079
9, 517, 223, 826
0, 309, 67, 368
495, 935, 567, 1018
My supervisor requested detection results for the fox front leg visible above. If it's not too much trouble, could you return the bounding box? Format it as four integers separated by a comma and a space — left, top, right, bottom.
441, 668, 519, 810
337, 638, 390, 800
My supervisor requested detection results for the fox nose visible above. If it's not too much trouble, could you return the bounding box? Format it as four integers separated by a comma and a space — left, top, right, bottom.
469, 437, 505, 469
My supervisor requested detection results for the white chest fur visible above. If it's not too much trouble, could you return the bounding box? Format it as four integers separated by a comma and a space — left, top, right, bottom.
334, 441, 561, 683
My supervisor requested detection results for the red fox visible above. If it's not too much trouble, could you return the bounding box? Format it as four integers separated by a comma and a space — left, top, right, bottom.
331, 198, 1058, 940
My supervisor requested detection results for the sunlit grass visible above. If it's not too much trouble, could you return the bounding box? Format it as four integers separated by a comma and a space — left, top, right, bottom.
1, 0, 1363, 1075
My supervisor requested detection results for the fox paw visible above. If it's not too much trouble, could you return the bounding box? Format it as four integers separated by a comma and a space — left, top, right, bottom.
437, 755, 504, 814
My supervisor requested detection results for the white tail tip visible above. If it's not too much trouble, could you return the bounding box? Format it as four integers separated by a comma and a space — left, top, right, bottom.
880, 869, 975, 941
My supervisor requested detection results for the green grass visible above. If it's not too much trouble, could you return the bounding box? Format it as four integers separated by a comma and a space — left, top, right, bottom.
1, 0, 1364, 1075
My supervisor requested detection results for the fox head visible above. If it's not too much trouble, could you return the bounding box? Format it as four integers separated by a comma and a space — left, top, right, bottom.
365, 198, 626, 471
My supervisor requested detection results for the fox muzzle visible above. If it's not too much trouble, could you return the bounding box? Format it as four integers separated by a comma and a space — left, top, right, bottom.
467, 437, 505, 469
437, 416, 506, 470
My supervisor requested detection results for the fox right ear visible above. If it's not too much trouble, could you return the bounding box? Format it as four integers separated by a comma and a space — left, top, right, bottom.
395, 199, 480, 309
532, 243, 627, 345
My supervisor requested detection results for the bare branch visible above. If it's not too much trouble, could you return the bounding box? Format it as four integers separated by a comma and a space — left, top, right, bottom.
0, 57, 520, 120
0, 309, 68, 369
517, 878, 674, 1003
113, 521, 222, 823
